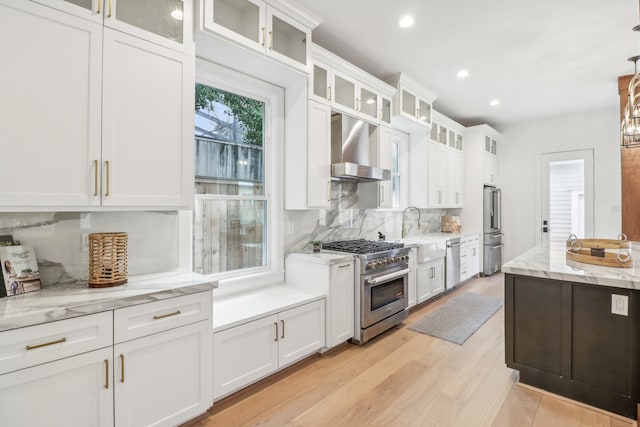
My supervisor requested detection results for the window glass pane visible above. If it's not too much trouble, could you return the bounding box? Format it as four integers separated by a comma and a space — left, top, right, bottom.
193, 199, 266, 274
391, 142, 399, 174
195, 84, 264, 196
549, 160, 584, 242
194, 83, 268, 275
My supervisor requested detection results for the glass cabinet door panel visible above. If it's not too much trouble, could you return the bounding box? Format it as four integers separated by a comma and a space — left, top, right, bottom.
429, 123, 438, 141
66, 0, 93, 11
271, 15, 306, 65
313, 64, 328, 100
485, 135, 491, 152
334, 75, 356, 110
359, 87, 377, 119
212, 0, 261, 44
491, 139, 497, 154
401, 90, 416, 117
448, 130, 456, 148
381, 97, 391, 123
456, 134, 463, 150
116, 0, 185, 43
438, 125, 447, 145
418, 99, 431, 123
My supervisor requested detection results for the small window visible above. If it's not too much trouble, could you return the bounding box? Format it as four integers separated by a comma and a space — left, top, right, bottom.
193, 84, 268, 275
391, 131, 410, 209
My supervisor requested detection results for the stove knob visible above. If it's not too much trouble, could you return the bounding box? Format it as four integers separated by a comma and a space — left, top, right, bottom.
367, 262, 375, 270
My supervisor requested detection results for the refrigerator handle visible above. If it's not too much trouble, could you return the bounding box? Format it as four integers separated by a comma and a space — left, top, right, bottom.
495, 189, 501, 231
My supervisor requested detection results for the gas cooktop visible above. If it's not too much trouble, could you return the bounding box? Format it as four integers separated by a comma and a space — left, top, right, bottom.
321, 239, 404, 254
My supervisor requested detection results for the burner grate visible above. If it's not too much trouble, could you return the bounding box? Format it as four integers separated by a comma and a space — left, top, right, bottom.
321, 239, 404, 254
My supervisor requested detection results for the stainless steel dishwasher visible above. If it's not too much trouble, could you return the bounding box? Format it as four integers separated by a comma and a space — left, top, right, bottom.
446, 238, 461, 289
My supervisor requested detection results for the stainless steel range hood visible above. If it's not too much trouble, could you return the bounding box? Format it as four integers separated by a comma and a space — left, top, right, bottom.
331, 113, 391, 182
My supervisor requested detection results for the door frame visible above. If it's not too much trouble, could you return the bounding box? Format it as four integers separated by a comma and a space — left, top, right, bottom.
536, 149, 594, 245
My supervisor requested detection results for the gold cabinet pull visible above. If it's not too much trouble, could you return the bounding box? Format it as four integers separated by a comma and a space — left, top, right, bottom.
104, 160, 110, 196
273, 322, 278, 341
93, 160, 98, 196
104, 359, 109, 389
280, 320, 285, 339
261, 27, 265, 46
120, 354, 124, 383
26, 337, 66, 351
153, 310, 181, 320
108, 0, 112, 17
269, 31, 273, 50
96, 0, 101, 14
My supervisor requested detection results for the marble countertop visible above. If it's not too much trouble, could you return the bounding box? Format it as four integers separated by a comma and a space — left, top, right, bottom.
402, 231, 481, 243
286, 251, 355, 265
0, 272, 218, 332
502, 242, 640, 290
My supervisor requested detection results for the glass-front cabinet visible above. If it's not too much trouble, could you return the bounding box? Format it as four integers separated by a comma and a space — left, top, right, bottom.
401, 89, 416, 118
358, 86, 378, 120
203, 0, 311, 72
333, 73, 357, 113
387, 73, 435, 128
34, 0, 192, 51
380, 96, 392, 125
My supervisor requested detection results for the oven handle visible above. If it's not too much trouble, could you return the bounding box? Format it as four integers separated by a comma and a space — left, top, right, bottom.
367, 268, 411, 285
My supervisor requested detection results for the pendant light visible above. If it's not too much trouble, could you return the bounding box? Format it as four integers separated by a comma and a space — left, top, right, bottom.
621, 2, 640, 148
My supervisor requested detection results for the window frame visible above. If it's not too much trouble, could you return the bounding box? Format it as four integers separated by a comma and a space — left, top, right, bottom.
391, 130, 410, 210
188, 59, 285, 293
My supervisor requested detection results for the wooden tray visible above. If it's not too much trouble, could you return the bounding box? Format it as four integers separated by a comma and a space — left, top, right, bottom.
566, 238, 632, 268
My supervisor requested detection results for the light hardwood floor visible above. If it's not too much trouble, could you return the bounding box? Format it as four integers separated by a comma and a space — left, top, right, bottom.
189, 273, 636, 427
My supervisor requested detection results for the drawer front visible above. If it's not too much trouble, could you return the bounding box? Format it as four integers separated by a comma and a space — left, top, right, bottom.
0, 311, 113, 375
114, 291, 212, 343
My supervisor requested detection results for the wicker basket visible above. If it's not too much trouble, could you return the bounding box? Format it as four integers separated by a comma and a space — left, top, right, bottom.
88, 232, 128, 288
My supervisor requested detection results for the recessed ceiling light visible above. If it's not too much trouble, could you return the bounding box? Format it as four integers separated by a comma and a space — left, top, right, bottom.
398, 15, 415, 28
457, 70, 469, 79
489, 99, 500, 107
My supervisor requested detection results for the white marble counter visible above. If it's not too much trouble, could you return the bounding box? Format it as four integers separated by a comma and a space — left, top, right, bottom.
0, 272, 218, 332
286, 251, 355, 265
502, 242, 640, 290
402, 231, 481, 243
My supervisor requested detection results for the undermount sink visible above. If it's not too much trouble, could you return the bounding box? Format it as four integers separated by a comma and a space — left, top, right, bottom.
404, 239, 446, 263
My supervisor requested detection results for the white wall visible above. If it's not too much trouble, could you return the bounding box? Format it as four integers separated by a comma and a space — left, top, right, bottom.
499, 107, 621, 262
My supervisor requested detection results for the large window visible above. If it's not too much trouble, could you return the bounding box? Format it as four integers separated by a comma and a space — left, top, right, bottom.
193, 83, 268, 275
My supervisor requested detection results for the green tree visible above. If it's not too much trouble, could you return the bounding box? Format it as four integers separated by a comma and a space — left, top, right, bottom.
195, 84, 264, 146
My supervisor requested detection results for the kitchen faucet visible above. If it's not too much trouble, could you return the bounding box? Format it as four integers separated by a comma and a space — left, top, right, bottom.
401, 206, 421, 239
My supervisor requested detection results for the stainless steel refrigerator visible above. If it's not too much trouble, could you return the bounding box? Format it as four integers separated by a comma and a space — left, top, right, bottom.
483, 186, 503, 275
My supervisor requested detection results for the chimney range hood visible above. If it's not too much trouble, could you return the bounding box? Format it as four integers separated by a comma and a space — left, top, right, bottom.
331, 113, 391, 182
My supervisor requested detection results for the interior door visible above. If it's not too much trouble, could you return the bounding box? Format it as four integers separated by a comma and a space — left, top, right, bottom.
539, 149, 594, 244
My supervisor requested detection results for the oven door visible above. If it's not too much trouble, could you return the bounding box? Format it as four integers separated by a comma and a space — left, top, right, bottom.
361, 265, 409, 329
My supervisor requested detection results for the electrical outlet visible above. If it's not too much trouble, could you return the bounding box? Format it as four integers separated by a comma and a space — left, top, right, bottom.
287, 222, 295, 235
611, 294, 628, 316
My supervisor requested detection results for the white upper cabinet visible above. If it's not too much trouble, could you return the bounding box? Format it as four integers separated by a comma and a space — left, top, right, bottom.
32, 0, 193, 52
464, 125, 500, 187
202, 0, 315, 72
0, 0, 194, 210
409, 111, 464, 209
310, 44, 396, 124
386, 73, 437, 130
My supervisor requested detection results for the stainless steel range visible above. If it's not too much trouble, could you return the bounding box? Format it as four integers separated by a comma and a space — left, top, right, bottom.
321, 239, 411, 345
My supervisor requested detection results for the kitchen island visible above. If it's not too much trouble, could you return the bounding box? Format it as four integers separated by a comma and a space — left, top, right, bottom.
502, 242, 640, 419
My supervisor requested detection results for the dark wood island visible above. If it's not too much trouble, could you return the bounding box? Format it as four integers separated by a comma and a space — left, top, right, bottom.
503, 243, 640, 420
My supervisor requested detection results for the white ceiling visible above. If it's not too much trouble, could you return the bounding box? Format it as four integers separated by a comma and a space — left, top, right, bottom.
294, 0, 639, 129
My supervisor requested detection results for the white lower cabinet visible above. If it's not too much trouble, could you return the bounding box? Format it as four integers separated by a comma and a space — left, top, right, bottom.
213, 300, 325, 400
461, 236, 480, 282
0, 347, 113, 427
114, 321, 212, 427
416, 258, 445, 304
0, 291, 214, 427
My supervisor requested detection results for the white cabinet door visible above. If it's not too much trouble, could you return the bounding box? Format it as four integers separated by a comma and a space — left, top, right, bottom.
448, 151, 464, 207
332, 71, 358, 115
483, 153, 498, 186
265, 6, 310, 72
114, 321, 213, 427
104, 0, 193, 52
378, 125, 393, 208
470, 239, 480, 276
310, 60, 332, 104
213, 314, 279, 399
307, 101, 331, 208
460, 243, 470, 281
102, 29, 194, 208
328, 262, 354, 347
203, 0, 265, 53
0, 1, 102, 208
0, 347, 113, 427
427, 143, 447, 207
430, 259, 445, 295
416, 264, 431, 304
278, 300, 325, 368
